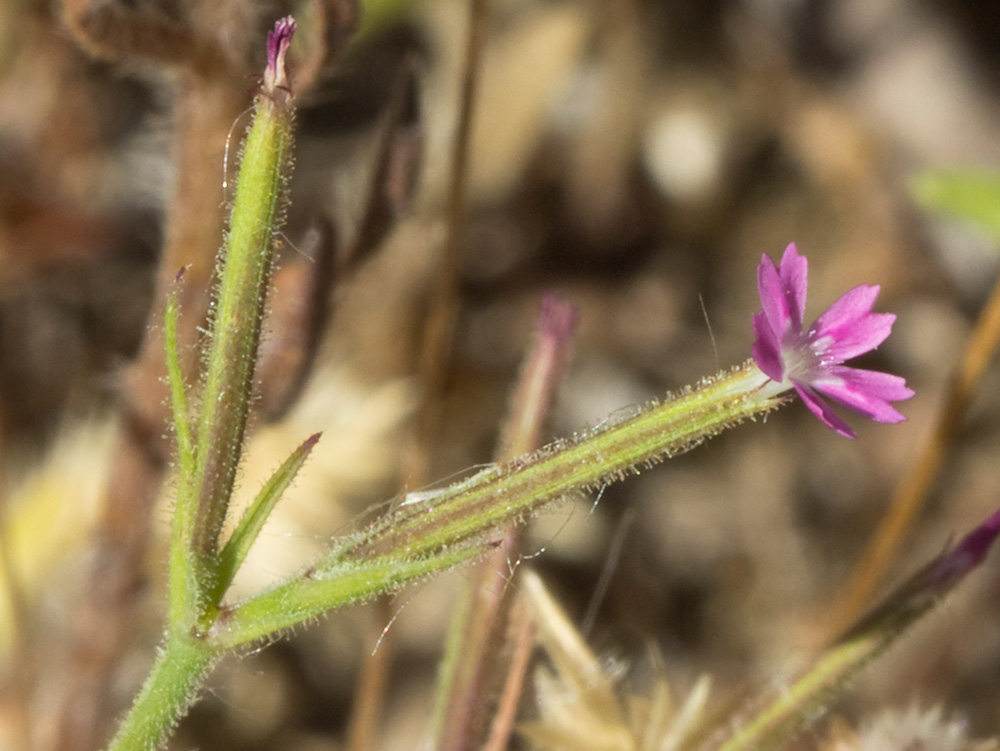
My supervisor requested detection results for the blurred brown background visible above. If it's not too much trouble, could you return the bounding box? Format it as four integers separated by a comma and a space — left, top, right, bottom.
2, 0, 1000, 749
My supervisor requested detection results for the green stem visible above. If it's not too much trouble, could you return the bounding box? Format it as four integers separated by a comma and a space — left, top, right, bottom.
348, 361, 783, 563
108, 19, 307, 751
212, 361, 787, 647
105, 634, 214, 751
187, 90, 293, 567
711, 508, 1000, 751
213, 547, 486, 648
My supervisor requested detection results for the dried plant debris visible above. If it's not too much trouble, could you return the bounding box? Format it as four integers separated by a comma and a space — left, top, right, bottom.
521, 569, 711, 751
820, 706, 999, 751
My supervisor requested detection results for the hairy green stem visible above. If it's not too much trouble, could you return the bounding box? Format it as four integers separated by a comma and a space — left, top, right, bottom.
213, 361, 786, 647
105, 635, 214, 751
111, 19, 300, 751
166, 277, 200, 628
213, 548, 487, 647
187, 86, 294, 568
348, 361, 782, 563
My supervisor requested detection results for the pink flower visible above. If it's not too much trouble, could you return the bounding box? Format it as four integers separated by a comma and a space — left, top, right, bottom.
751, 243, 914, 439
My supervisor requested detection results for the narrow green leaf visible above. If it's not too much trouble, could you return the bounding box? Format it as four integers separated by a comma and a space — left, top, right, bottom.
165, 268, 200, 629
912, 168, 1000, 242
212, 545, 490, 648
164, 269, 194, 480
210, 432, 321, 604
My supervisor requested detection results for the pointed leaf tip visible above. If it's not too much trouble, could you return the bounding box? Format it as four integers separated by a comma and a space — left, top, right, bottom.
210, 430, 321, 603
927, 507, 1000, 593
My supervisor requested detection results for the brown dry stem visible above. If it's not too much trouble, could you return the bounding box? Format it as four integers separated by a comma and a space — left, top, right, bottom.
347, 0, 489, 747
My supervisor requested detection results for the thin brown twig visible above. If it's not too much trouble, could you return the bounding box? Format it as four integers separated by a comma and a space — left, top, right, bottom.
432, 294, 578, 751
347, 0, 489, 747
824, 270, 1000, 638
482, 598, 536, 751
403, 0, 489, 485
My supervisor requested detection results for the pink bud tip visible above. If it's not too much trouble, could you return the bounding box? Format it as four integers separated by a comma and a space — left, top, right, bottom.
927, 507, 1000, 592
539, 293, 579, 346
264, 16, 296, 97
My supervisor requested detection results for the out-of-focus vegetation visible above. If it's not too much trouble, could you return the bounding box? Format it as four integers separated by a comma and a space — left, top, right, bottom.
4, 0, 1000, 749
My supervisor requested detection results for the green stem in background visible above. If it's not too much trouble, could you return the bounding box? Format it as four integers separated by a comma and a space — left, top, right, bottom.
710, 508, 1000, 751
825, 260, 1000, 636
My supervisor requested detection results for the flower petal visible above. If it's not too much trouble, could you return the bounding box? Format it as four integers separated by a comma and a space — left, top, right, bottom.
264, 17, 296, 96
777, 243, 808, 328
815, 366, 913, 423
793, 381, 857, 439
817, 312, 896, 363
757, 253, 794, 339
751, 311, 785, 381
810, 285, 895, 362
750, 243, 912, 438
